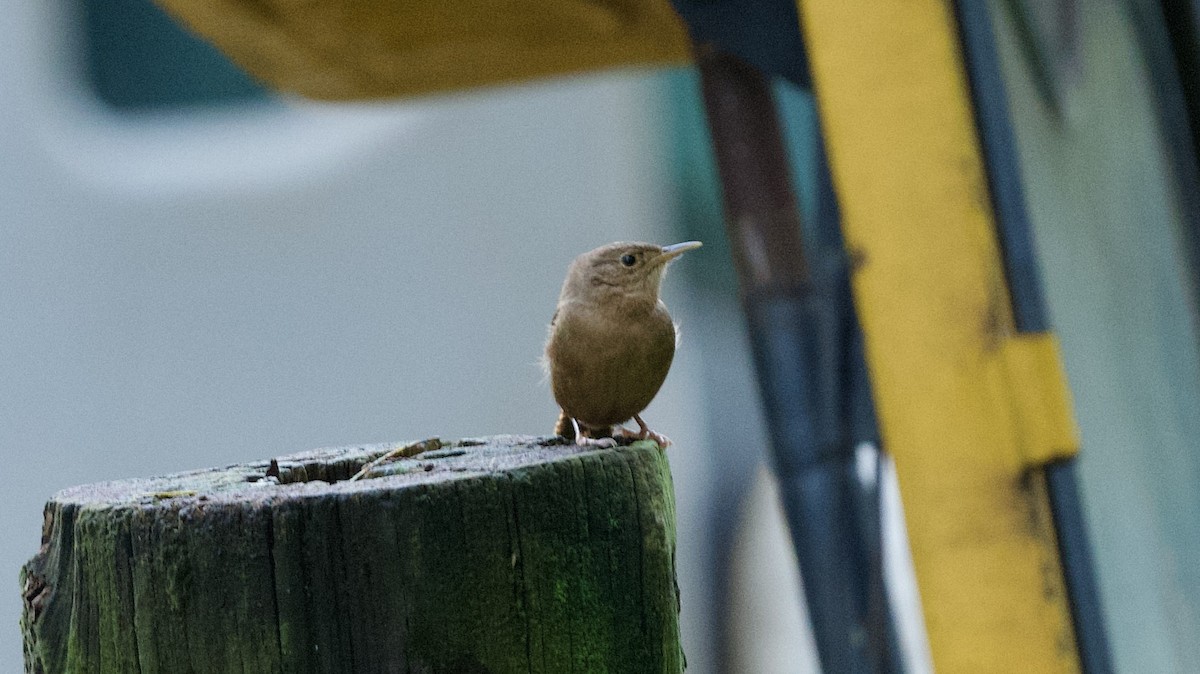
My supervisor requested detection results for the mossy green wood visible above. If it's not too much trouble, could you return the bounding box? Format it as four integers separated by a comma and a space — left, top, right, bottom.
20, 437, 684, 674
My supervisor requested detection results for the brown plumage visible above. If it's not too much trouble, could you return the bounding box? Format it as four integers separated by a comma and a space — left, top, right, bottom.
545, 240, 701, 447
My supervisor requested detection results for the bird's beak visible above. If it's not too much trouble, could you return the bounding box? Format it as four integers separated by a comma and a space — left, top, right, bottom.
658, 241, 703, 264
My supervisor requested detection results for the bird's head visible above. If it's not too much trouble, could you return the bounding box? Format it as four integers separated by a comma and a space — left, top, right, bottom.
560, 241, 703, 305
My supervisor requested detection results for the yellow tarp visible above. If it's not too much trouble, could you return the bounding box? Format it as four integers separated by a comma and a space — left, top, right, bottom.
155, 0, 690, 99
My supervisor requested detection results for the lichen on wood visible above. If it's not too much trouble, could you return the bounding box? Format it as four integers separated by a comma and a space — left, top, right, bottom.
20, 436, 683, 674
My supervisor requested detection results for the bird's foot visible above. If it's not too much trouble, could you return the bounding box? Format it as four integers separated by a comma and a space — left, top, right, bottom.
643, 429, 672, 448
612, 415, 672, 448
568, 417, 618, 449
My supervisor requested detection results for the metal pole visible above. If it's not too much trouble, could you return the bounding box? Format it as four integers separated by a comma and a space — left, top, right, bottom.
695, 43, 899, 674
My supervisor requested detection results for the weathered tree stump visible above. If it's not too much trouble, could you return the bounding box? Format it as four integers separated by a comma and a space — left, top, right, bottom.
20, 436, 683, 674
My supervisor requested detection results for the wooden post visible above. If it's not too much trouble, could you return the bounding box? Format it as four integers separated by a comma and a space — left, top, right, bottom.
20, 436, 683, 674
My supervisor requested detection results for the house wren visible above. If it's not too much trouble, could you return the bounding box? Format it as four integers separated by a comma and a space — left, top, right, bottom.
545, 240, 702, 447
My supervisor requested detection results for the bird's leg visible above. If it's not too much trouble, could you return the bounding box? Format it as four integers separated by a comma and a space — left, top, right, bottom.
571, 417, 617, 449
613, 415, 672, 448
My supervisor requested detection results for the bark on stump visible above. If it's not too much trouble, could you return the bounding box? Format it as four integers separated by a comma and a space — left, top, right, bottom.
20, 436, 683, 674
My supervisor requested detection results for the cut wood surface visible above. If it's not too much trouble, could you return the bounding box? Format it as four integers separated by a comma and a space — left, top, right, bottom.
20, 436, 683, 674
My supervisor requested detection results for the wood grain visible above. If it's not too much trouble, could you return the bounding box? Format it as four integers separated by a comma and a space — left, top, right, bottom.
21, 436, 683, 673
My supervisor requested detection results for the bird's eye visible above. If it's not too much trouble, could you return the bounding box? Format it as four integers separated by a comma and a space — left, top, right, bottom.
620, 253, 637, 267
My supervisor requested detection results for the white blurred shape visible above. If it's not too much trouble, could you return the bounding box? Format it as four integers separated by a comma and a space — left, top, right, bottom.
728, 455, 934, 674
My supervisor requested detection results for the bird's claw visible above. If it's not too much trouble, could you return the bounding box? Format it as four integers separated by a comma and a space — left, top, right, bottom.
644, 430, 672, 448
613, 416, 672, 448
619, 428, 671, 448
567, 417, 618, 449
575, 435, 618, 449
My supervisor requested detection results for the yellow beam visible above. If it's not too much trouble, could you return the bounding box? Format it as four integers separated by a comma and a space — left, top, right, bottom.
795, 1, 1081, 671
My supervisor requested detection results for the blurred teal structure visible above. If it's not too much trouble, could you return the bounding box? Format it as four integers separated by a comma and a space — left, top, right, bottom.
82, 0, 265, 108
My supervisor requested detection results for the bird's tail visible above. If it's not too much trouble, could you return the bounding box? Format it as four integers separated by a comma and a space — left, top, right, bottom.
554, 410, 575, 440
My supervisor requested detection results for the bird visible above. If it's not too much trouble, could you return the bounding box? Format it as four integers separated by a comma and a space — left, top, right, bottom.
544, 240, 702, 448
